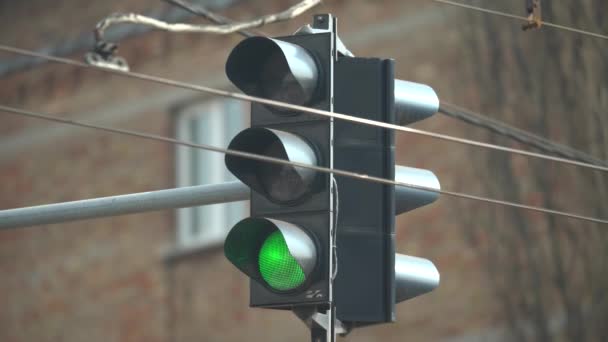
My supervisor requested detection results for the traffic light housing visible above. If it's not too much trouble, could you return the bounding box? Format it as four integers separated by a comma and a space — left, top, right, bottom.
222, 13, 442, 330
224, 14, 335, 308
332, 54, 397, 323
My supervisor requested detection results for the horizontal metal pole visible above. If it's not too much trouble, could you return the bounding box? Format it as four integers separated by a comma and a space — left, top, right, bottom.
0, 164, 439, 230
0, 181, 249, 230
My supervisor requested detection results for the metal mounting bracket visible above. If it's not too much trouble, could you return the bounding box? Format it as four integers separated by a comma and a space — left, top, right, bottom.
84, 41, 130, 71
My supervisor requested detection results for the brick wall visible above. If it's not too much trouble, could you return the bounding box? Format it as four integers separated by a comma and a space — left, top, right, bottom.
0, 0, 542, 341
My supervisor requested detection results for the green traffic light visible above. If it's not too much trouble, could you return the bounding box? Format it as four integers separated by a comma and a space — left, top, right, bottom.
258, 231, 306, 291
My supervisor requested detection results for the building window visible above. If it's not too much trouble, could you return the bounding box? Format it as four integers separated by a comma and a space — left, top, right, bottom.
175, 98, 249, 249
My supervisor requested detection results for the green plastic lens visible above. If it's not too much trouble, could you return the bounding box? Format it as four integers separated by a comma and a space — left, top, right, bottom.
258, 231, 306, 291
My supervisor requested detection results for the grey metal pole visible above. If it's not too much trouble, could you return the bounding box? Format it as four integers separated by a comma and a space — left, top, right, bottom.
0, 181, 249, 230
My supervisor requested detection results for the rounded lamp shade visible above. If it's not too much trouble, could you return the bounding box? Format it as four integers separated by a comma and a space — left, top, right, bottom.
226, 37, 319, 106
224, 217, 317, 293
225, 128, 318, 203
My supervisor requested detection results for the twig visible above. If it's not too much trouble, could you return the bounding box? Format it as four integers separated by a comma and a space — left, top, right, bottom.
94, 0, 320, 43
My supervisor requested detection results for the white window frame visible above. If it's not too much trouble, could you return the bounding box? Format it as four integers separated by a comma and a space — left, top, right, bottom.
174, 98, 249, 249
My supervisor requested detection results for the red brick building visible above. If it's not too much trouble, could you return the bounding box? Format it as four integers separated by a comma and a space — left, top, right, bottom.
1, 1, 605, 341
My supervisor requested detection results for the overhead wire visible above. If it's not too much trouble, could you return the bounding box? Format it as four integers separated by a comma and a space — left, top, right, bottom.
93, 0, 320, 43
1, 104, 606, 225
163, 0, 608, 168
432, 0, 608, 41
158, 1, 608, 169
1, 44, 607, 173
439, 102, 608, 167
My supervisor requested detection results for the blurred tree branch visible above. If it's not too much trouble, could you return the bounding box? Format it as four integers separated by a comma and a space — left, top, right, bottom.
457, 0, 608, 340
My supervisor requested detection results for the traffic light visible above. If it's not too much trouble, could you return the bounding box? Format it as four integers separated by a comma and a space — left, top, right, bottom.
224, 14, 335, 308
332, 57, 441, 326
222, 13, 441, 331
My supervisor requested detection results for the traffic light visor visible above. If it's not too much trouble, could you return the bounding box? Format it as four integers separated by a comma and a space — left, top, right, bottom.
395, 254, 440, 302
394, 80, 439, 125
224, 217, 317, 292
225, 128, 318, 203
226, 37, 319, 106
394, 165, 440, 215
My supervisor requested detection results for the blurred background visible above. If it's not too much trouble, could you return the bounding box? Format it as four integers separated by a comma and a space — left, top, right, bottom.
0, 0, 607, 341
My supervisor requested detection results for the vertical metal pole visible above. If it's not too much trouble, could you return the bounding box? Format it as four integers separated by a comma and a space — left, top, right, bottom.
308, 13, 338, 342
310, 321, 327, 342
327, 13, 338, 342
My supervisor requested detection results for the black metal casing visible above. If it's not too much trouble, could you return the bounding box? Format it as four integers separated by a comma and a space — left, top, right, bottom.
247, 32, 333, 309
334, 58, 396, 324
231, 28, 396, 324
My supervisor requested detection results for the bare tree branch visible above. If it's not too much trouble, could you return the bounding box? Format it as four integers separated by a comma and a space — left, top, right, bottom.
458, 1, 608, 340
94, 0, 321, 43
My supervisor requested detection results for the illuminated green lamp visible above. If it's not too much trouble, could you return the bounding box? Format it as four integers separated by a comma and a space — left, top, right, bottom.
225, 217, 317, 292
259, 231, 306, 290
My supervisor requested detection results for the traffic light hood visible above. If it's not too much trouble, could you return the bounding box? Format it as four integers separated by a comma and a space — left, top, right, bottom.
395, 254, 440, 302
224, 217, 318, 292
394, 165, 441, 214
225, 128, 318, 203
226, 37, 319, 106
394, 80, 439, 125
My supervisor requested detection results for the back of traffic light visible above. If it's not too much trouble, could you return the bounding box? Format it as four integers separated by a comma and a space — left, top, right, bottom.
221, 13, 442, 334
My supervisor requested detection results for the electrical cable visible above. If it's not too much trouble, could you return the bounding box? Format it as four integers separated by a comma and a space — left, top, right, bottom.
0, 44, 606, 173
94, 0, 320, 43
161, 1, 608, 168
432, 0, 608, 41
160, 1, 608, 169
1, 104, 607, 225
439, 102, 608, 167
331, 177, 339, 280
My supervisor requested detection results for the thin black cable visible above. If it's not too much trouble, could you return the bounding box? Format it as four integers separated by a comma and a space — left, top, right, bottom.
439, 102, 608, 167
433, 0, 608, 41
163, 1, 608, 168
1, 104, 607, 225
162, 1, 608, 169
0, 44, 606, 174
